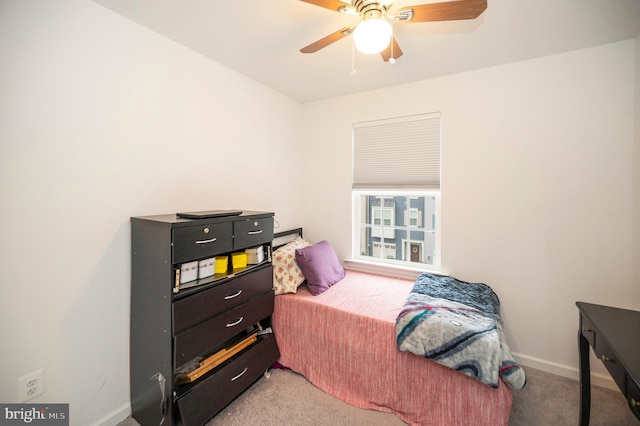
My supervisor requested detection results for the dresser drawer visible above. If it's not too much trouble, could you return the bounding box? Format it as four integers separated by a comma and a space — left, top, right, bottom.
175, 334, 280, 426
593, 338, 627, 391
173, 266, 273, 334
172, 222, 233, 264
233, 217, 274, 249
174, 291, 274, 367
627, 377, 640, 420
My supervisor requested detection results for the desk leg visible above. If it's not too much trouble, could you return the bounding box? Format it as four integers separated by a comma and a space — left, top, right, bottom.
578, 329, 591, 426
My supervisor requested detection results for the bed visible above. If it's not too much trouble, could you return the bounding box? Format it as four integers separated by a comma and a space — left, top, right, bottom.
270, 229, 516, 425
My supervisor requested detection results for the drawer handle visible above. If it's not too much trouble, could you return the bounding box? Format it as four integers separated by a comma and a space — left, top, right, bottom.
226, 317, 244, 327
231, 367, 248, 382
195, 237, 217, 244
581, 327, 592, 333
632, 398, 638, 408
600, 355, 613, 363
224, 290, 243, 300
247, 230, 263, 235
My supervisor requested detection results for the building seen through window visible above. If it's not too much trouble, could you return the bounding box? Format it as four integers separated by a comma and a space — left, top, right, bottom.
355, 193, 438, 267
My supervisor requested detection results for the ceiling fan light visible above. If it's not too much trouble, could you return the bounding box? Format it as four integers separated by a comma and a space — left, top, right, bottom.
353, 18, 392, 54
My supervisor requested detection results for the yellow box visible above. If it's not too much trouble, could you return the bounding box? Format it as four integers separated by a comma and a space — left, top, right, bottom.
214, 256, 228, 274
231, 252, 247, 269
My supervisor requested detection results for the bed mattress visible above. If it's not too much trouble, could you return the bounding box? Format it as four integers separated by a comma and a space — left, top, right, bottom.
272, 270, 512, 425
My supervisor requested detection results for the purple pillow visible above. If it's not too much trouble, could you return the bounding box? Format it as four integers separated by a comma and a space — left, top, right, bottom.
295, 240, 346, 296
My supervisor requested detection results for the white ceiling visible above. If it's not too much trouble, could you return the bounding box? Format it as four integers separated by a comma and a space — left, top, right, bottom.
93, 0, 640, 103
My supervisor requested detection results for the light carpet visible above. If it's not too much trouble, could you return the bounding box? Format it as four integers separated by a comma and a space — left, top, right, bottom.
118, 366, 639, 425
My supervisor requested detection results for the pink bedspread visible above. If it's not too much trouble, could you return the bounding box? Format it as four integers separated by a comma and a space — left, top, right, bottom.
272, 270, 512, 425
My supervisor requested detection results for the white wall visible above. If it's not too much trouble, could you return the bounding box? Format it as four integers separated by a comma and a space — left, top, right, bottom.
301, 40, 636, 380
0, 1, 303, 425
1, 1, 636, 424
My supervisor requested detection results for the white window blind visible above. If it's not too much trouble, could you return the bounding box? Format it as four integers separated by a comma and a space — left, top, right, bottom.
352, 113, 441, 189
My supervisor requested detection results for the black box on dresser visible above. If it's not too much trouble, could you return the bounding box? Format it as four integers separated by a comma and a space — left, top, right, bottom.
130, 210, 279, 426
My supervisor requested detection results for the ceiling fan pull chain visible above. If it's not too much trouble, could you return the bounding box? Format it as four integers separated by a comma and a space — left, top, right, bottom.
351, 37, 357, 76
389, 34, 396, 64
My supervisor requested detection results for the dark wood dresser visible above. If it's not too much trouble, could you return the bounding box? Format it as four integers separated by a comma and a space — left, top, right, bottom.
576, 301, 640, 425
130, 211, 279, 425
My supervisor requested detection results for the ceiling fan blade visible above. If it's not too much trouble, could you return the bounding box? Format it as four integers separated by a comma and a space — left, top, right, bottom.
397, 0, 487, 22
300, 0, 357, 14
300, 27, 355, 53
380, 37, 403, 62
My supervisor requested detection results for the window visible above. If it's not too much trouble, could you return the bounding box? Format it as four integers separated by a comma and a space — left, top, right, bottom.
405, 207, 422, 227
354, 192, 439, 267
371, 197, 395, 238
352, 113, 441, 270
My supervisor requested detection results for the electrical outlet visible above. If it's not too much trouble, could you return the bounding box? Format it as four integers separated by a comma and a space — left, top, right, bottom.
18, 369, 45, 402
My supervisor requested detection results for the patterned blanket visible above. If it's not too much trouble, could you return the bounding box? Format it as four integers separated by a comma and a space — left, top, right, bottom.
395, 273, 526, 389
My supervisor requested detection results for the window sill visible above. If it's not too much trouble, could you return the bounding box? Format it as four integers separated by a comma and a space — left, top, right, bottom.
343, 259, 447, 281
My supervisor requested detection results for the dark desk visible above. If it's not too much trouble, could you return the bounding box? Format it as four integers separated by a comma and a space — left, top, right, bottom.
576, 302, 640, 425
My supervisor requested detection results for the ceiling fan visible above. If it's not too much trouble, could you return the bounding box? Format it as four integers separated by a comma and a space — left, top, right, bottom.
300, 0, 487, 63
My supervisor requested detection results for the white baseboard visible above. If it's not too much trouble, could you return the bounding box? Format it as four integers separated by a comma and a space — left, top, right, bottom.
90, 402, 131, 426
512, 352, 619, 392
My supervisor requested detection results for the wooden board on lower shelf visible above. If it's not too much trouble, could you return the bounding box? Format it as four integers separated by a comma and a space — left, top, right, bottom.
176, 332, 257, 385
